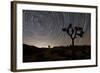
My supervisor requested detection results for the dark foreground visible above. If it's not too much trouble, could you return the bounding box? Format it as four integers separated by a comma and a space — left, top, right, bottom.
23, 44, 91, 62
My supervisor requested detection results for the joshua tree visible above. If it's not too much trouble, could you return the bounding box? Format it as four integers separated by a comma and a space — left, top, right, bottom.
62, 24, 84, 46
48, 45, 51, 48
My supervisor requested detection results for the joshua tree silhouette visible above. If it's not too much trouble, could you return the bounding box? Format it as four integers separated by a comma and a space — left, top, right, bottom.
62, 24, 84, 46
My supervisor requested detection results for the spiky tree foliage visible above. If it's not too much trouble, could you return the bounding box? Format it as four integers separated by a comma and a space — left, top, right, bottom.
62, 24, 84, 46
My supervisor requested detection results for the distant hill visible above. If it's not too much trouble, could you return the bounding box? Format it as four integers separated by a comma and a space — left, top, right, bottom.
23, 44, 38, 49
23, 44, 44, 55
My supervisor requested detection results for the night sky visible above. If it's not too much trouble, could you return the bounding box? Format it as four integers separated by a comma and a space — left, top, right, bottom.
23, 10, 91, 48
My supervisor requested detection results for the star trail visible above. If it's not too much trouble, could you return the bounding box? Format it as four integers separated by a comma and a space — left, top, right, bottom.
23, 10, 91, 48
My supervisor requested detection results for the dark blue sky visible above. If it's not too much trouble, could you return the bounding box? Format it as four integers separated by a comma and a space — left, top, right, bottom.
23, 10, 91, 48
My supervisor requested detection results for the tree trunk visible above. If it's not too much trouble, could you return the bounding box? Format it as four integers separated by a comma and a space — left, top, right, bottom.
72, 38, 74, 46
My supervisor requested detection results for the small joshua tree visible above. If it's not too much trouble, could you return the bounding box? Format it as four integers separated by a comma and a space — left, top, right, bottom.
62, 24, 84, 46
